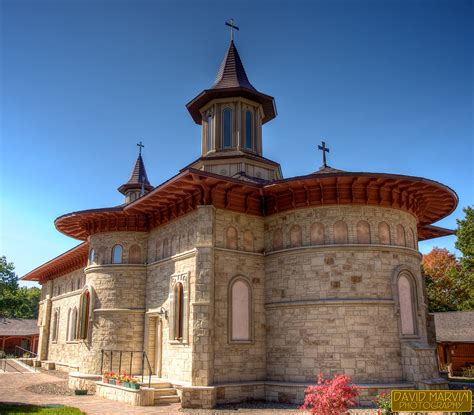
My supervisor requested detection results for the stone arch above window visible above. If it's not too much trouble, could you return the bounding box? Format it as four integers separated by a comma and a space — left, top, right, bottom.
273, 228, 283, 251
243, 230, 254, 252
396, 224, 406, 246
334, 221, 348, 244
226, 226, 238, 250
111, 244, 123, 264
356, 220, 371, 244
397, 273, 417, 335
290, 225, 302, 247
310, 222, 325, 245
129, 245, 142, 264
378, 222, 391, 245
229, 277, 252, 342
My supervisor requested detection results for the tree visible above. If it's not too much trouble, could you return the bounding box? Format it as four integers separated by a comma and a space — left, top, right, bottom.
455, 206, 474, 270
0, 256, 40, 319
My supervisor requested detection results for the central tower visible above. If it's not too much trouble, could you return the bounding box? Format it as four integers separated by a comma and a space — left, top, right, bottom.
186, 39, 282, 182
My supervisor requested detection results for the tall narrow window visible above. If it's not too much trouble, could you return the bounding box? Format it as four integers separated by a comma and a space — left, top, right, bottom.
129, 245, 141, 264
111, 244, 123, 264
78, 291, 90, 340
223, 108, 232, 147
174, 283, 184, 340
245, 111, 252, 149
230, 278, 251, 342
207, 114, 212, 152
398, 274, 416, 335
70, 308, 78, 340
88, 248, 95, 265
52, 309, 59, 342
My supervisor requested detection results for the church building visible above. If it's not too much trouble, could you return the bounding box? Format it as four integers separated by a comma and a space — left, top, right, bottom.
22, 31, 458, 408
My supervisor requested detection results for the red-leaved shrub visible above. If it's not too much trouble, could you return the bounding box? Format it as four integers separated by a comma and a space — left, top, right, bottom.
300, 373, 360, 415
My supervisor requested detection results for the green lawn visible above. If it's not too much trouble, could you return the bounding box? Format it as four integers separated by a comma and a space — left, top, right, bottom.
0, 404, 85, 414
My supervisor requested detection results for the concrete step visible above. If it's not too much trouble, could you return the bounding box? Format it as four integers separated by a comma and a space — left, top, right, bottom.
154, 387, 177, 396
154, 395, 180, 404
148, 382, 172, 388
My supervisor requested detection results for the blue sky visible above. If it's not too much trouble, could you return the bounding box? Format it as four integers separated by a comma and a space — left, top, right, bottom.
1, 0, 472, 286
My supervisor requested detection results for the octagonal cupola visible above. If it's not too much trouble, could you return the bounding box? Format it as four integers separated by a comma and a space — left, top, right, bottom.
186, 37, 282, 182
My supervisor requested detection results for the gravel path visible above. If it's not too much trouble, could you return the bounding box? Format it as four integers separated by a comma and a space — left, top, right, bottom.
26, 380, 76, 396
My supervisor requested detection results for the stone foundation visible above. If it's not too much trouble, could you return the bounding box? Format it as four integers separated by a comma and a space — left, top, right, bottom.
95, 382, 154, 406
180, 386, 216, 409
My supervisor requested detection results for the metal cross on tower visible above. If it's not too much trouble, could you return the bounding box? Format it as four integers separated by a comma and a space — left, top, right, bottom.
137, 141, 145, 155
318, 141, 330, 168
225, 19, 239, 41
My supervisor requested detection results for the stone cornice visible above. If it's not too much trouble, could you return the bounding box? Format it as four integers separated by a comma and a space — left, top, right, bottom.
84, 264, 146, 274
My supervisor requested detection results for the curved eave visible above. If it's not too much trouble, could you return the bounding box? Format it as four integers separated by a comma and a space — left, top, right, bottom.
418, 225, 455, 241
186, 87, 276, 125
21, 242, 89, 283
264, 171, 458, 227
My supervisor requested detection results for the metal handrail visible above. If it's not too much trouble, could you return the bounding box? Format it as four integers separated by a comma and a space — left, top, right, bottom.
14, 345, 38, 359
100, 349, 152, 388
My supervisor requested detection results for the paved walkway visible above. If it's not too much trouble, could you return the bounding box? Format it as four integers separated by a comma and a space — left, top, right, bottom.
0, 372, 181, 414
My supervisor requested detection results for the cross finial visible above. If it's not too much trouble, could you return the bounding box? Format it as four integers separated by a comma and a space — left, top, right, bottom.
137, 141, 145, 155
225, 19, 239, 41
317, 141, 330, 168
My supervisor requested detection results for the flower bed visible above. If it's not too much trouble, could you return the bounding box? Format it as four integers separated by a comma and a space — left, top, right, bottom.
101, 372, 140, 390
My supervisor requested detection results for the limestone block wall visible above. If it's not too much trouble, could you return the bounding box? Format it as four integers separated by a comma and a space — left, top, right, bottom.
44, 269, 86, 368
264, 205, 428, 384
88, 231, 148, 266
264, 205, 418, 252
147, 211, 198, 263
146, 252, 197, 382
213, 249, 266, 383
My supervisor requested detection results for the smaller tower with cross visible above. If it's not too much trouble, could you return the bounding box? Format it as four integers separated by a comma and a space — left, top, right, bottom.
118, 142, 153, 203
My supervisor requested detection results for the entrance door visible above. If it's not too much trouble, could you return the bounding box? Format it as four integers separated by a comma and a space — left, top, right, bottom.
155, 318, 162, 377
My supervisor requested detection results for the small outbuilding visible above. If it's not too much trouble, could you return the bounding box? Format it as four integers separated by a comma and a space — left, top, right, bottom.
0, 318, 39, 355
434, 311, 474, 375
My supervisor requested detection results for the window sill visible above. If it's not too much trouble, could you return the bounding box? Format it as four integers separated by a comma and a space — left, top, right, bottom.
169, 340, 188, 345
229, 340, 254, 345
66, 341, 79, 344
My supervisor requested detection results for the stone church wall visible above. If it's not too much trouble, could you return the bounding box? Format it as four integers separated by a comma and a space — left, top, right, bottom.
264, 205, 426, 384
213, 209, 266, 383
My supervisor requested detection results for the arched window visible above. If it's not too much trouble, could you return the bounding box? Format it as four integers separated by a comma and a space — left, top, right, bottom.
223, 108, 232, 147
396, 224, 406, 246
273, 228, 283, 251
97, 247, 106, 264
226, 226, 238, 250
243, 230, 254, 252
290, 225, 302, 247
88, 248, 95, 265
356, 220, 371, 244
310, 222, 325, 245
378, 222, 391, 245
52, 309, 60, 342
78, 290, 90, 340
70, 308, 78, 340
174, 283, 184, 340
398, 274, 416, 335
129, 245, 141, 264
334, 221, 348, 244
230, 278, 252, 342
111, 245, 123, 264
245, 111, 252, 149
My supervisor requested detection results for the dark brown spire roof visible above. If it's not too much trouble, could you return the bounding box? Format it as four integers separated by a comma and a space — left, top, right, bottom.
186, 41, 276, 125
212, 40, 256, 90
118, 154, 153, 195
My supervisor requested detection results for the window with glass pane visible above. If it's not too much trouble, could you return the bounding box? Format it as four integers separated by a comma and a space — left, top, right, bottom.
111, 244, 123, 264
245, 111, 252, 149
223, 108, 232, 147
207, 115, 212, 151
